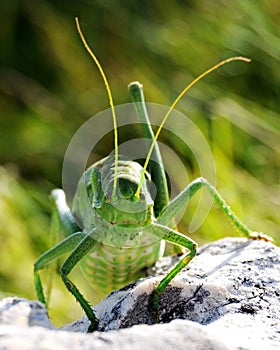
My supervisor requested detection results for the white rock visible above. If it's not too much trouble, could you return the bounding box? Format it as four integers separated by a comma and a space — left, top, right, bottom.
0, 238, 279, 350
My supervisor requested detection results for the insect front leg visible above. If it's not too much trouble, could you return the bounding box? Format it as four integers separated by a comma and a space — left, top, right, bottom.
146, 223, 197, 321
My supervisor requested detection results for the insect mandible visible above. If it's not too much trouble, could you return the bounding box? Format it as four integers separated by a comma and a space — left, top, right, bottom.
34, 18, 273, 332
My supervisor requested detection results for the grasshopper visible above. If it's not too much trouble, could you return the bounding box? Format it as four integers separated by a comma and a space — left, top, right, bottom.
34, 18, 273, 332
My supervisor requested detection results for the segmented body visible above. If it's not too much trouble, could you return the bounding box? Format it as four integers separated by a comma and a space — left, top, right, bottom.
79, 241, 163, 297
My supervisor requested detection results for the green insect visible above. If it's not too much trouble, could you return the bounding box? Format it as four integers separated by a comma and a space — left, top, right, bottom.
34, 18, 273, 332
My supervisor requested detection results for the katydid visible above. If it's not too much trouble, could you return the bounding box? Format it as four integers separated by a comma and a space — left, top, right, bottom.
34, 18, 273, 332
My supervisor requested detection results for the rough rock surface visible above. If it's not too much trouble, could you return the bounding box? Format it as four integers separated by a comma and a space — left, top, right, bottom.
1, 237, 280, 350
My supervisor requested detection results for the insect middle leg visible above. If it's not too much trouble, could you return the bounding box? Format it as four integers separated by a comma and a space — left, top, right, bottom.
35, 188, 99, 331
34, 232, 86, 305
59, 234, 99, 332
34, 232, 99, 332
158, 177, 273, 241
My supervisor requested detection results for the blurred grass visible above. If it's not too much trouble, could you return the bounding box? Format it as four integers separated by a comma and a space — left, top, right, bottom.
0, 0, 279, 326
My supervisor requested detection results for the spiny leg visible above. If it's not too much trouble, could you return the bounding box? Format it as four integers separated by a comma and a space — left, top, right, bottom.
60, 234, 99, 332
36, 188, 99, 331
146, 223, 197, 321
149, 177, 273, 320
34, 232, 86, 305
158, 177, 273, 241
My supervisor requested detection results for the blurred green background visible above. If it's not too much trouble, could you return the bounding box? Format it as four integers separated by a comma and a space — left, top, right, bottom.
0, 0, 279, 326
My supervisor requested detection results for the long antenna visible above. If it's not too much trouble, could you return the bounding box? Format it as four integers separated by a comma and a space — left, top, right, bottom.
135, 56, 251, 198
75, 17, 118, 194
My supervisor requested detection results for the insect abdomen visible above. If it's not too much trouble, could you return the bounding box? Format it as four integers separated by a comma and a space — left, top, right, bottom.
80, 241, 163, 299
